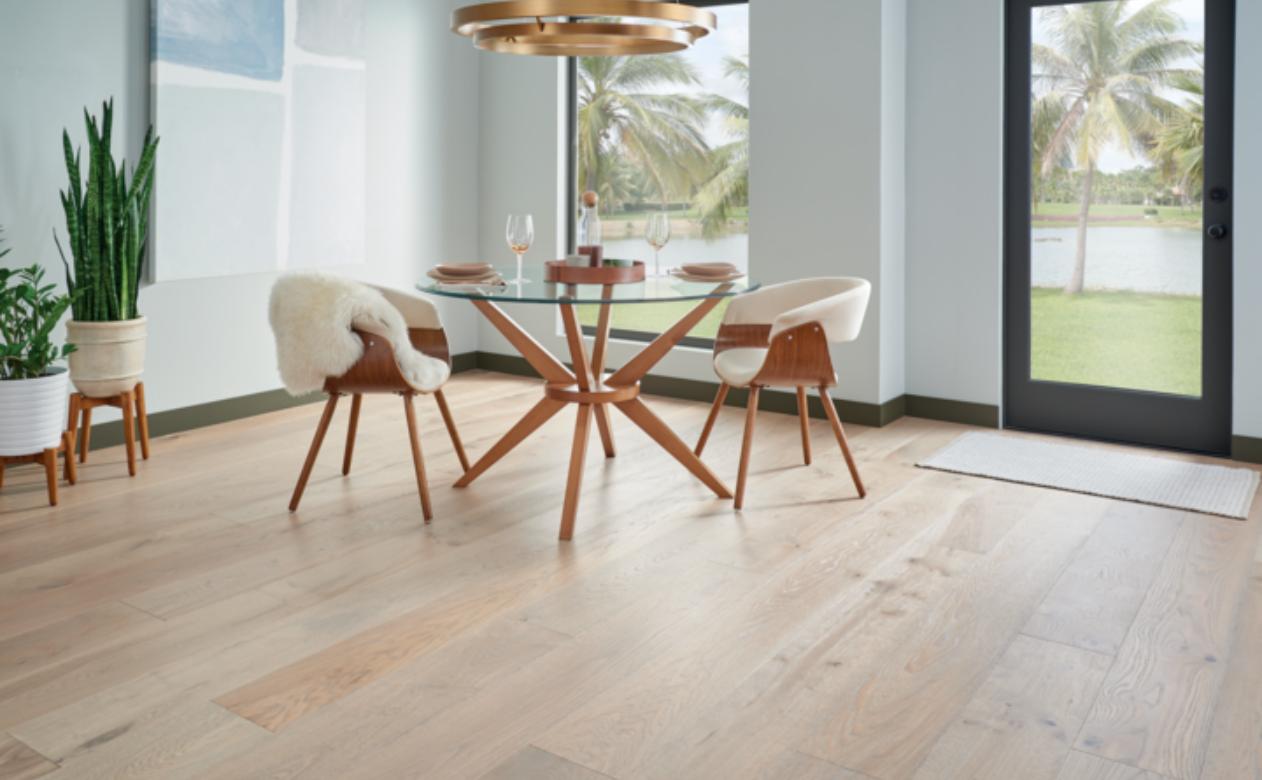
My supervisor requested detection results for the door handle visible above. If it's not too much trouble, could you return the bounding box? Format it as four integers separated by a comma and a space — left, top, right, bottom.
1208, 224, 1230, 240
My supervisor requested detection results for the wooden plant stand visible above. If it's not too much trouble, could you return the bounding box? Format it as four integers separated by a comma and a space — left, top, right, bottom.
67, 381, 151, 478
0, 431, 77, 506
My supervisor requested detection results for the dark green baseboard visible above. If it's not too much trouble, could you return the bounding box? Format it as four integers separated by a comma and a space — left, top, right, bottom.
1232, 436, 1262, 465
905, 394, 1001, 428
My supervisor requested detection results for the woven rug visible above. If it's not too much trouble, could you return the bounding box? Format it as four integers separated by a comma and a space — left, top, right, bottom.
918, 432, 1260, 520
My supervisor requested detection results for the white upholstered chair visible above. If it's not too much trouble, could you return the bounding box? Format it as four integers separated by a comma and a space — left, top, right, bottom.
269, 276, 469, 521
695, 277, 871, 508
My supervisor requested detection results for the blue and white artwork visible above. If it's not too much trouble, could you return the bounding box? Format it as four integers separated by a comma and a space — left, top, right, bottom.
151, 0, 366, 281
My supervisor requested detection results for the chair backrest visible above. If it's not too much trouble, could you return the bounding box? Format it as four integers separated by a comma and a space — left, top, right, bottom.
368, 284, 444, 331
722, 277, 871, 344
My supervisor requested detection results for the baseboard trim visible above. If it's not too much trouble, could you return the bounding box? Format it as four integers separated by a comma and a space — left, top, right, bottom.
905, 394, 1001, 428
83, 352, 480, 450
79, 353, 1007, 450
1232, 435, 1262, 465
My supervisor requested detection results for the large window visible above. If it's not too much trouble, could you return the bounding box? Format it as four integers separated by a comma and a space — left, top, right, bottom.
570, 2, 749, 342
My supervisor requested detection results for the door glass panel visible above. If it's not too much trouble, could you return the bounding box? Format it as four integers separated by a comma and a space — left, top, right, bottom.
1029, 0, 1204, 396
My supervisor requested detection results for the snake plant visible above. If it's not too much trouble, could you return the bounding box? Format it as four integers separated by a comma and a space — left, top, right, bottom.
55, 98, 159, 322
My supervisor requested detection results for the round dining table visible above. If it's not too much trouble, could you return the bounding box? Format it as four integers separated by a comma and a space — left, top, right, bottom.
421, 267, 760, 540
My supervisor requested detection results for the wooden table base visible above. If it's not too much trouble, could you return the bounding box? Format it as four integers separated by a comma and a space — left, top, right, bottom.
455, 286, 735, 540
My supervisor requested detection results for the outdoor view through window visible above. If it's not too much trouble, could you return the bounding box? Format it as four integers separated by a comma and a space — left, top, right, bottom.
575, 3, 749, 339
1029, 0, 1205, 396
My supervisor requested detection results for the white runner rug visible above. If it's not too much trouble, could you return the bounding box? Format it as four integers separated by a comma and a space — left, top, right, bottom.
918, 432, 1260, 519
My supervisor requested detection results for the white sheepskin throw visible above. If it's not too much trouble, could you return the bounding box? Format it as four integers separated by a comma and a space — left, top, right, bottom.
269, 273, 450, 395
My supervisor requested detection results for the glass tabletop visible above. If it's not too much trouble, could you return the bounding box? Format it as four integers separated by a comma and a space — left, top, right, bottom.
419, 265, 758, 304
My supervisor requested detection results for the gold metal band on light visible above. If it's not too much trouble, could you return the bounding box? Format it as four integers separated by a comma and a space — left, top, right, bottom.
452, 1, 717, 57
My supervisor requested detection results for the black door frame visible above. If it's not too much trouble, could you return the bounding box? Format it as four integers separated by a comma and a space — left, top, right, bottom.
1003, 0, 1235, 454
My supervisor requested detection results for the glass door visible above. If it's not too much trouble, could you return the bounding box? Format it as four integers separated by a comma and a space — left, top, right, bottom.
1004, 0, 1234, 453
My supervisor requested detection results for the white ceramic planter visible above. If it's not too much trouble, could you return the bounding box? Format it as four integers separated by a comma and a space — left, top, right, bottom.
0, 368, 69, 457
66, 316, 147, 397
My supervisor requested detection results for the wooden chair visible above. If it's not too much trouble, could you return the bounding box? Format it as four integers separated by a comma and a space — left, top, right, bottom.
286, 287, 469, 521
695, 278, 872, 509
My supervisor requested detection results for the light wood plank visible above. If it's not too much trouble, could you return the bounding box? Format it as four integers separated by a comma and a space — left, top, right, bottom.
480, 746, 611, 780
1075, 513, 1260, 779
1198, 562, 1262, 780
1024, 503, 1183, 655
0, 735, 55, 780
912, 634, 1113, 779
1055, 750, 1168, 780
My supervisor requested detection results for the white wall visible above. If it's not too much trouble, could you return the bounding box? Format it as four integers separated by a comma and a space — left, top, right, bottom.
904, 0, 1004, 408
477, 0, 908, 407
1233, 0, 1262, 439
0, 0, 479, 423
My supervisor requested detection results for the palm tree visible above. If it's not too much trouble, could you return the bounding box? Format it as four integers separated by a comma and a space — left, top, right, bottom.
1153, 71, 1204, 201
576, 55, 711, 209
1033, 0, 1199, 293
695, 56, 749, 239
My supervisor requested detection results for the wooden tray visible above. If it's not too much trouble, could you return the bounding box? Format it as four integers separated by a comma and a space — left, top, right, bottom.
545, 260, 645, 285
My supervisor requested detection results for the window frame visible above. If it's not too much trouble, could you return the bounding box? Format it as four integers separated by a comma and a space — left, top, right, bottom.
567, 0, 750, 348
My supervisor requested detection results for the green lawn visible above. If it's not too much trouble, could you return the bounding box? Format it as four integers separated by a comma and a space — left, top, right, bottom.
579, 288, 1200, 399
577, 299, 730, 341
1031, 287, 1201, 396
1032, 202, 1201, 229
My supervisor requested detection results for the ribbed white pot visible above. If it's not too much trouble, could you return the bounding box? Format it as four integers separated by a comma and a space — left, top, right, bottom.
66, 317, 147, 397
0, 368, 69, 457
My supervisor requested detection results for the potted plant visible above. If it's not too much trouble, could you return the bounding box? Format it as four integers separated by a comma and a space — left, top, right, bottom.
0, 233, 75, 459
55, 98, 159, 397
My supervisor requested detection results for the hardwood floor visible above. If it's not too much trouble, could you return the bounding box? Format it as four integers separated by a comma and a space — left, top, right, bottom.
0, 370, 1258, 780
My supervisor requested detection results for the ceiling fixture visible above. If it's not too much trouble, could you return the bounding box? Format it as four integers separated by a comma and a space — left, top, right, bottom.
451, 1, 717, 57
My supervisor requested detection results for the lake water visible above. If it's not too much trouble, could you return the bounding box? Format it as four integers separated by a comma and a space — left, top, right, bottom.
605, 235, 749, 275
612, 227, 1202, 296
1032, 226, 1201, 295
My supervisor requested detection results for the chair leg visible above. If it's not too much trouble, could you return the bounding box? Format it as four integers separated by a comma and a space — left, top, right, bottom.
403, 393, 434, 522
695, 382, 729, 456
121, 390, 137, 477
735, 386, 760, 510
796, 386, 812, 466
289, 394, 340, 512
42, 448, 58, 506
65, 394, 80, 482
819, 386, 866, 498
434, 389, 470, 473
342, 393, 362, 476
0, 462, 5, 489
62, 432, 77, 485
135, 381, 151, 460
79, 407, 92, 463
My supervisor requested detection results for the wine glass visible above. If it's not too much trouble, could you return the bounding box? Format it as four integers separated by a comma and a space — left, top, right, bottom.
646, 212, 672, 277
505, 214, 534, 286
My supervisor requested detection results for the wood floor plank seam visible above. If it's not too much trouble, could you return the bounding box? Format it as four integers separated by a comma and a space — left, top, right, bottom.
0, 730, 60, 775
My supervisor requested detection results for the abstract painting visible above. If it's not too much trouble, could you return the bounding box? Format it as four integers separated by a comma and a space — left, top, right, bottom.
150, 0, 365, 281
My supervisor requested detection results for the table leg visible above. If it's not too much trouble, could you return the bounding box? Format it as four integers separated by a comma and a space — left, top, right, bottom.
590, 286, 616, 458
472, 299, 575, 384
606, 284, 733, 387
454, 397, 567, 488
560, 403, 593, 540
614, 397, 732, 499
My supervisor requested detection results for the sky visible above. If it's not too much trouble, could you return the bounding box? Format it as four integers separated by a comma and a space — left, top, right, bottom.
1032, 0, 1205, 173
673, 4, 749, 146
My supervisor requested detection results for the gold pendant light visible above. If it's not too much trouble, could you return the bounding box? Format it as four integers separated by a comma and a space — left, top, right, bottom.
451, 1, 717, 57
